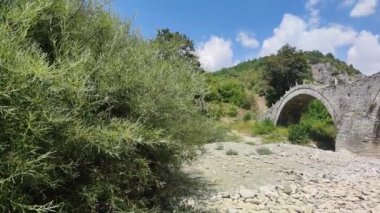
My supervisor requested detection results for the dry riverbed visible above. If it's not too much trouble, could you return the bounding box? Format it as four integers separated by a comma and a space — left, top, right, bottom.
178, 141, 380, 213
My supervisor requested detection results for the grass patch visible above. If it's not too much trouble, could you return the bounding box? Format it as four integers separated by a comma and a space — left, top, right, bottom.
245, 142, 256, 145
251, 119, 276, 135
262, 127, 288, 144
220, 119, 255, 135
256, 147, 273, 155
226, 149, 238, 155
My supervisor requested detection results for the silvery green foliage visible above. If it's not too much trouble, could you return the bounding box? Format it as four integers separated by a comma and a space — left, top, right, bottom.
0, 0, 216, 211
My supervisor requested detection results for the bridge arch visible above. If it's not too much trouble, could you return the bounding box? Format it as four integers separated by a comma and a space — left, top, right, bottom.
274, 85, 338, 126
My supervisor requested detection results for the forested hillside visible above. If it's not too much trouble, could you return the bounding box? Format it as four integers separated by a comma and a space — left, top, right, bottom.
207, 45, 361, 111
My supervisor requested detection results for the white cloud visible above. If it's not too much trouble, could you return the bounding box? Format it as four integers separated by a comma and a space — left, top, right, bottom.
196, 36, 234, 71
306, 0, 321, 27
236, 31, 260, 49
350, 0, 377, 17
347, 31, 380, 75
343, 0, 356, 6
259, 14, 357, 56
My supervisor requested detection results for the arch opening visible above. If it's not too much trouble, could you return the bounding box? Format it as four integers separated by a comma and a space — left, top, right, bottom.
276, 94, 337, 151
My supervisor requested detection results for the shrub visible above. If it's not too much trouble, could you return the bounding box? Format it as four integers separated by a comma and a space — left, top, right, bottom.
218, 79, 246, 107
227, 105, 238, 117
215, 144, 224, 150
243, 112, 253, 121
0, 1, 215, 211
288, 124, 309, 144
299, 100, 337, 150
208, 102, 224, 119
226, 149, 238, 155
206, 77, 250, 108
256, 147, 273, 155
252, 119, 276, 135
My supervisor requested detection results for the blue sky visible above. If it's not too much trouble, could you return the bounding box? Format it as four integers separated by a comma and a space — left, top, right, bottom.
112, 0, 380, 75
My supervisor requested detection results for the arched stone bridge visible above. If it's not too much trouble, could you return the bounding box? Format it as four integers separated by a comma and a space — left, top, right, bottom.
262, 73, 380, 154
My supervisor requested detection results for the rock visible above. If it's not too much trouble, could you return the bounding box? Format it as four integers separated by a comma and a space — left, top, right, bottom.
209, 195, 219, 203
283, 183, 297, 194
230, 193, 241, 200
184, 197, 196, 208
303, 204, 313, 213
346, 195, 359, 202
219, 192, 230, 198
371, 204, 380, 213
227, 207, 239, 213
303, 187, 318, 197
330, 189, 346, 198
355, 210, 368, 213
259, 185, 277, 197
239, 189, 257, 199
249, 194, 266, 205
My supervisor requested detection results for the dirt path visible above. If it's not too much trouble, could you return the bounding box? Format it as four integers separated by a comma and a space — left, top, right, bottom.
180, 141, 380, 213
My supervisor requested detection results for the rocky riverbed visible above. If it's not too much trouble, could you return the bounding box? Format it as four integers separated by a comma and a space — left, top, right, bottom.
179, 142, 380, 213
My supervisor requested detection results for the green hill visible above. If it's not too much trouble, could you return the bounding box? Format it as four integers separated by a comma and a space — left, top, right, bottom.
206, 46, 361, 115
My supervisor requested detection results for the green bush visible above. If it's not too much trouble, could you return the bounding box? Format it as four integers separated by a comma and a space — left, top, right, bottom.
227, 105, 239, 117
288, 124, 309, 144
299, 100, 336, 149
0, 1, 215, 211
206, 76, 250, 108
252, 119, 276, 135
243, 112, 253, 121
208, 102, 224, 119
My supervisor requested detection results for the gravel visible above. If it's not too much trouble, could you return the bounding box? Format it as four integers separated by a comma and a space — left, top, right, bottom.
179, 141, 380, 213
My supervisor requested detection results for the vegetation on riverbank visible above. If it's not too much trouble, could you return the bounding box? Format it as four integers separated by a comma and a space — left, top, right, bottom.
0, 1, 221, 211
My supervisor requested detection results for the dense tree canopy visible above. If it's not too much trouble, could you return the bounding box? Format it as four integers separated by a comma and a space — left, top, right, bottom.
261, 45, 312, 106
154, 28, 203, 72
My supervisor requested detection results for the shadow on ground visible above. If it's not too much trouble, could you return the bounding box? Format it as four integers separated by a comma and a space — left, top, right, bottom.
159, 169, 216, 212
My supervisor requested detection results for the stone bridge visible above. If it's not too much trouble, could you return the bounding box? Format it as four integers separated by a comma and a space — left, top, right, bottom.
262, 73, 380, 154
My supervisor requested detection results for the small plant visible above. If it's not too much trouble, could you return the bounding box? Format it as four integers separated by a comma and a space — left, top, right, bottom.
252, 119, 276, 135
215, 144, 224, 150
288, 124, 309, 144
226, 149, 238, 155
243, 112, 253, 121
246, 141, 256, 145
369, 102, 376, 113
256, 147, 273, 155
208, 103, 224, 119
227, 105, 238, 117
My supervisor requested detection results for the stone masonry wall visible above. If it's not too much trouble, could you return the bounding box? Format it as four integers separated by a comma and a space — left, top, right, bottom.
261, 72, 380, 154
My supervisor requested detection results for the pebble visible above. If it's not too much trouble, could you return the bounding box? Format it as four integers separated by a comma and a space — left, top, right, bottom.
226, 207, 239, 213
239, 189, 257, 199
283, 183, 297, 194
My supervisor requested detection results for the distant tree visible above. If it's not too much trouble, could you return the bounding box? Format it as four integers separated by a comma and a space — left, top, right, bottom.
154, 28, 203, 72
305, 50, 324, 64
261, 45, 311, 106
326, 53, 334, 59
